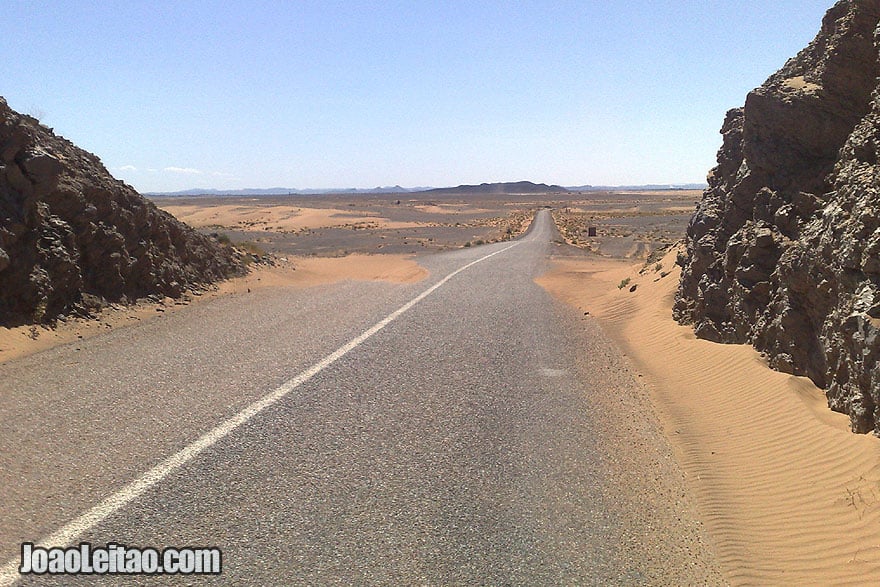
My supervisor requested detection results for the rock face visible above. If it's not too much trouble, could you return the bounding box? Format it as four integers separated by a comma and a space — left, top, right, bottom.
0, 97, 244, 326
675, 0, 880, 434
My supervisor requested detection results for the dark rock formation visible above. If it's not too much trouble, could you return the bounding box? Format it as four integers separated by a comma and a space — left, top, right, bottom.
675, 1, 880, 434
425, 181, 569, 195
0, 97, 244, 326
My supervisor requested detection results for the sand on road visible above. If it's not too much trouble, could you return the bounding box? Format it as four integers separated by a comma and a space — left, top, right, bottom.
537, 247, 880, 585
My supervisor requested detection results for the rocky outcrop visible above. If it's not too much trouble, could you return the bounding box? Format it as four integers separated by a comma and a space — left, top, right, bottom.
0, 97, 244, 326
675, 1, 880, 433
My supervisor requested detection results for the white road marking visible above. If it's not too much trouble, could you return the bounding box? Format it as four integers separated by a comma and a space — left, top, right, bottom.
0, 241, 521, 586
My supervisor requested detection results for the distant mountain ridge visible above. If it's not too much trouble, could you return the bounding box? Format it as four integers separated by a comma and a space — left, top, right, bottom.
424, 181, 568, 195
146, 181, 708, 197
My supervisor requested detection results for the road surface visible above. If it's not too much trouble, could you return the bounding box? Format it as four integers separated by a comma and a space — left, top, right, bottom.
0, 210, 723, 584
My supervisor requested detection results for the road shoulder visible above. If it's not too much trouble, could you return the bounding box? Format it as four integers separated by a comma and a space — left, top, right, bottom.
0, 254, 427, 365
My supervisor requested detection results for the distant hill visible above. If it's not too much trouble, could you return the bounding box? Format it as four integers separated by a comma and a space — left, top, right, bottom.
424, 181, 568, 195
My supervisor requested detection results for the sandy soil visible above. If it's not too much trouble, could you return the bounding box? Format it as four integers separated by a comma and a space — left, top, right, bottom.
0, 255, 426, 365
152, 190, 697, 260
152, 194, 536, 258
3, 189, 695, 366
220, 254, 428, 291
537, 248, 880, 585
6, 186, 556, 363
158, 203, 424, 231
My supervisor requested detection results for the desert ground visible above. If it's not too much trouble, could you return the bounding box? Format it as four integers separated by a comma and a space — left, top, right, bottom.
0, 189, 698, 363
8, 188, 877, 582
0, 190, 700, 362
151, 189, 700, 259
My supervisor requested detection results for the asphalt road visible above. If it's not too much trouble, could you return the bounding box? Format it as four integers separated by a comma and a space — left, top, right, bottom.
0, 210, 723, 585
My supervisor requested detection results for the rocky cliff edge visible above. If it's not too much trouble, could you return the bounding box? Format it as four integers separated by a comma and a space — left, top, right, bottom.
0, 98, 244, 326
675, 1, 880, 433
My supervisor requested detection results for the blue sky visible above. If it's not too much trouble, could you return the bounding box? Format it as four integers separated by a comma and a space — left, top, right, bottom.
3, 1, 833, 192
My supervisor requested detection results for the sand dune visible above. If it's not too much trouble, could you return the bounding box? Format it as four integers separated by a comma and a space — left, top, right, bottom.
537, 249, 880, 584
158, 204, 423, 231
221, 254, 428, 291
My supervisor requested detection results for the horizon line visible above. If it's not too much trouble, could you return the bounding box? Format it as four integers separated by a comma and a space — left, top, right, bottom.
143, 181, 709, 196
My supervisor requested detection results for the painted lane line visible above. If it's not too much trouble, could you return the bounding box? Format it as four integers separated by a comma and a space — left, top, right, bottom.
0, 241, 521, 586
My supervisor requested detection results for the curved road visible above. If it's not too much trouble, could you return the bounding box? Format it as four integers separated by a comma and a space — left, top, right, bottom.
0, 210, 723, 585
